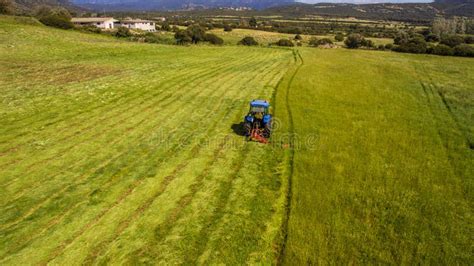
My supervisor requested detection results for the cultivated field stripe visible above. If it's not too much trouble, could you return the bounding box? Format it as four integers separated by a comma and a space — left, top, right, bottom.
44, 51, 281, 264
0, 52, 261, 233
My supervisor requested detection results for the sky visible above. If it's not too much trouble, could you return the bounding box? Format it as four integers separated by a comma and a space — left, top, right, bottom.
297, 0, 433, 3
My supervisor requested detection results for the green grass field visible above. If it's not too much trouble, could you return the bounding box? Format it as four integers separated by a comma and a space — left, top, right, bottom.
277, 49, 473, 264
0, 15, 473, 264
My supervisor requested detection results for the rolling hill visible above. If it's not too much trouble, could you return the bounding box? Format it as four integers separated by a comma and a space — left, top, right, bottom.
72, 0, 295, 10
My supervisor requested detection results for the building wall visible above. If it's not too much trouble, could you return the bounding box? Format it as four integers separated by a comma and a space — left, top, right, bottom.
73, 20, 115, 29
119, 22, 156, 32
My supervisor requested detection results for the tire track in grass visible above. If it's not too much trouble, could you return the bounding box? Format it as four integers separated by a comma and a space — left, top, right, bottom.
0, 53, 259, 234
0, 51, 278, 262
277, 50, 303, 265
84, 57, 289, 264
151, 61, 287, 265
191, 71, 285, 265
85, 135, 232, 265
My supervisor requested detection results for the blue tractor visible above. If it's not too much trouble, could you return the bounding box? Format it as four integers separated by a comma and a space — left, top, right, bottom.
244, 100, 272, 143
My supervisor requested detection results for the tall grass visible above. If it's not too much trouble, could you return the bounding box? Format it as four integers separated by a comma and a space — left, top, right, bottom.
279, 48, 473, 264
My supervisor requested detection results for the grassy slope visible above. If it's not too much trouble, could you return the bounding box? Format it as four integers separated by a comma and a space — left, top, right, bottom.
278, 48, 473, 264
0, 16, 294, 264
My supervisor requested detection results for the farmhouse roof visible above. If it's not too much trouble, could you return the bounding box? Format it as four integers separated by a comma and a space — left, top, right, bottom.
71, 17, 117, 23
119, 19, 154, 23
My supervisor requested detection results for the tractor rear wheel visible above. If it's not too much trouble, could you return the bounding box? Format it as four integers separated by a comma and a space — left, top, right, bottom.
263, 121, 272, 138
244, 122, 252, 136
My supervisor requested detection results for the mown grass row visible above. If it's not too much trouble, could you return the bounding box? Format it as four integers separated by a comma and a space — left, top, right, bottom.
279, 48, 473, 264
0, 16, 294, 264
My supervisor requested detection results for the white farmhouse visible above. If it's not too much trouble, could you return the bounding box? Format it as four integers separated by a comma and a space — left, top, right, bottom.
118, 19, 156, 32
71, 17, 117, 30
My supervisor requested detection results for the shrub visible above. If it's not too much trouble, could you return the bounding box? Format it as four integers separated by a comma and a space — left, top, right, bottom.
36, 7, 73, 30
425, 33, 440, 43
204, 33, 224, 45
464, 36, 474, 44
0, 0, 14, 15
115, 27, 132, 38
238, 36, 258, 46
385, 43, 393, 50
309, 37, 334, 47
440, 35, 464, 48
394, 36, 427, 54
432, 44, 454, 56
345, 34, 364, 49
223, 24, 233, 32
454, 44, 474, 57
275, 39, 294, 47
294, 34, 303, 41
378, 44, 385, 50
361, 39, 375, 48
79, 25, 101, 34
335, 33, 344, 42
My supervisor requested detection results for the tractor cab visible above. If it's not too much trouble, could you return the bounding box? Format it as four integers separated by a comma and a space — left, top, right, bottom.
244, 100, 273, 143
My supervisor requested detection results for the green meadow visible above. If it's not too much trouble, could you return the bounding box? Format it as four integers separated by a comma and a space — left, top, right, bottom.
0, 15, 473, 264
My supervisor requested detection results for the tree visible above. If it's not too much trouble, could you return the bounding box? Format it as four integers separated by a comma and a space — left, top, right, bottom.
36, 7, 73, 30
465, 36, 474, 44
394, 31, 410, 45
345, 34, 364, 49
335, 33, 344, 42
223, 24, 233, 32
440, 35, 464, 48
294, 34, 303, 41
0, 0, 14, 15
238, 36, 258, 46
249, 17, 257, 28
204, 33, 223, 45
174, 30, 192, 45
160, 22, 171, 31
186, 24, 206, 44
275, 39, 294, 47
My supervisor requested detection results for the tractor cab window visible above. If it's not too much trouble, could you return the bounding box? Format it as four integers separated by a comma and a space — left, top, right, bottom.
250, 106, 266, 114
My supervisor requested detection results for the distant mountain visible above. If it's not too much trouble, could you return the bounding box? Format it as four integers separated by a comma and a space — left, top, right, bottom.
13, 0, 77, 12
299, 1, 433, 3
72, 0, 295, 10
266, 0, 474, 21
